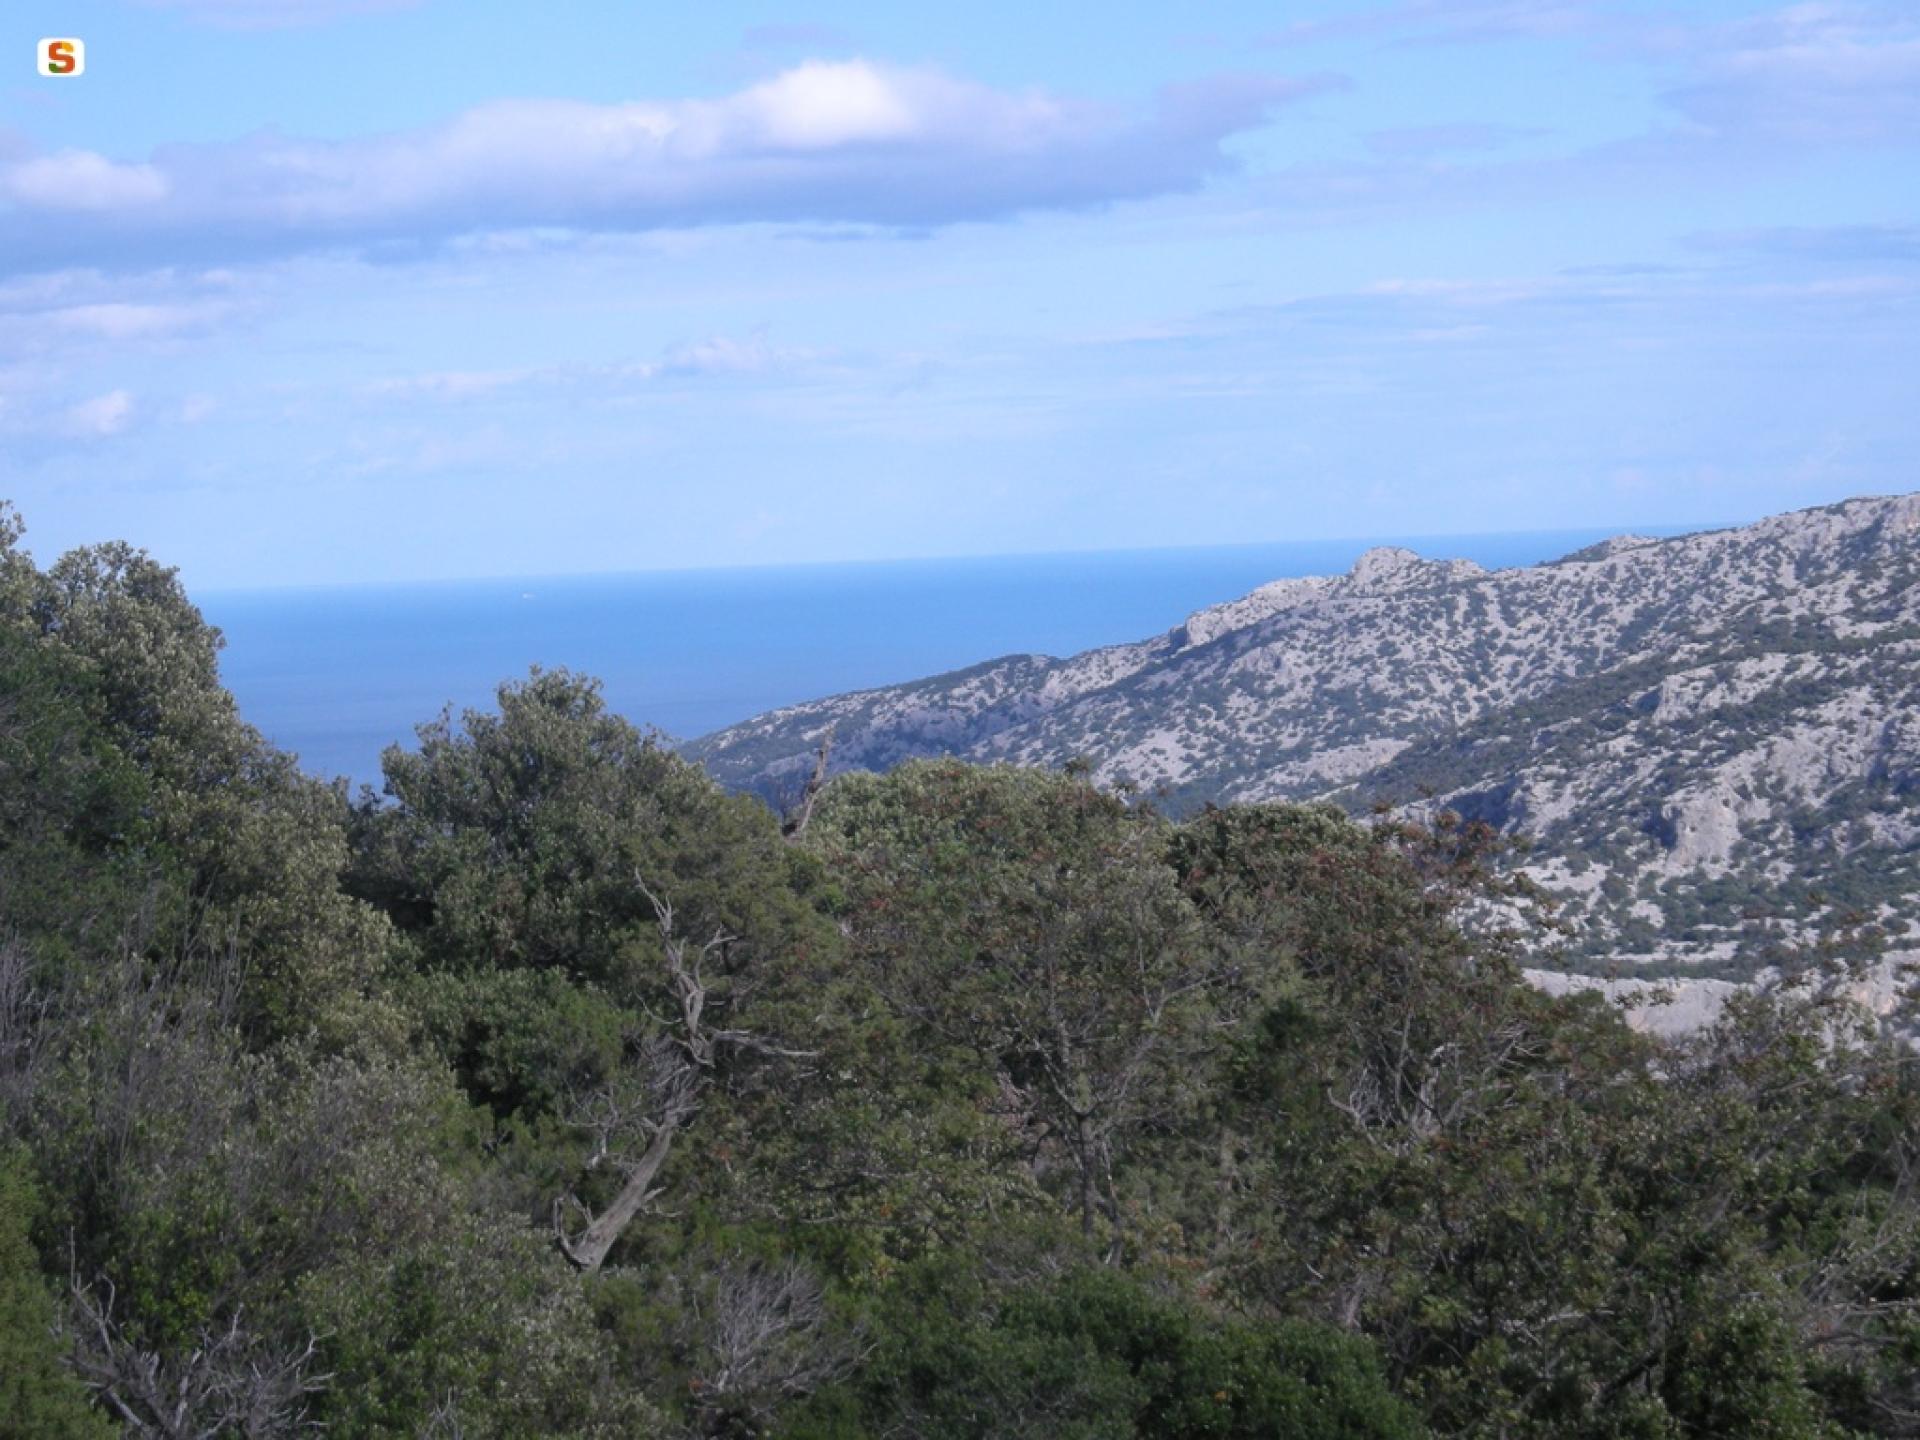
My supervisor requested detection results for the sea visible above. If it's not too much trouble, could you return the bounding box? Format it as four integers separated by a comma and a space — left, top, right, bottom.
199, 527, 1687, 790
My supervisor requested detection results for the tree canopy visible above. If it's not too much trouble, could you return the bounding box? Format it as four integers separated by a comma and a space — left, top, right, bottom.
3, 502, 1918, 1438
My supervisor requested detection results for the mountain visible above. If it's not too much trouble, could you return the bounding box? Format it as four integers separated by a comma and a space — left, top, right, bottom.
688, 494, 1920, 976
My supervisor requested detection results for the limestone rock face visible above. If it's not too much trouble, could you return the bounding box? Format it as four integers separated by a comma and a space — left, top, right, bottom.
688, 492, 1920, 975
1177, 576, 1332, 649
1349, 546, 1424, 588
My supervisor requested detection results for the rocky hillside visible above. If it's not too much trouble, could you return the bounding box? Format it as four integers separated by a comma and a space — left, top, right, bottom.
688, 494, 1920, 974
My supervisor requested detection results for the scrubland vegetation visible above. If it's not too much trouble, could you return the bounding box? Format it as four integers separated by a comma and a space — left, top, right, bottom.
5, 505, 1920, 1438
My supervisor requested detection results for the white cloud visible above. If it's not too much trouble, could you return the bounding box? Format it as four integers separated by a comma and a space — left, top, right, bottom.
1366, 276, 1560, 305
3, 151, 169, 211
367, 368, 538, 400
48, 301, 224, 339
1664, 6, 1920, 143
735, 61, 928, 149
63, 389, 135, 437
0, 271, 252, 388
1260, 1, 1920, 145
657, 333, 788, 377
0, 60, 1341, 271
364, 331, 818, 402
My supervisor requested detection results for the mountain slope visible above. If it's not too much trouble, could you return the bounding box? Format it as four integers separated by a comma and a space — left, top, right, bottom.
688, 494, 1920, 972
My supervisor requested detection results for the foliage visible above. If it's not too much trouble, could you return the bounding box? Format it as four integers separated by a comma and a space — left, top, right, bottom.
787, 1260, 1422, 1440
1, 505, 390, 1042
356, 667, 825, 990
6, 502, 1920, 1437
0, 1151, 112, 1440
806, 762, 1236, 1244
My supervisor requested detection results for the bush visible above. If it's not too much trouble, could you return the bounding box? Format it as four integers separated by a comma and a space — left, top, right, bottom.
787, 1261, 1422, 1440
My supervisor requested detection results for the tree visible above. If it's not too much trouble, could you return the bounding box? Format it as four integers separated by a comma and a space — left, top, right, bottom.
0, 625, 156, 962
0, 1151, 111, 1440
807, 761, 1236, 1245
1184, 803, 1920, 1436
354, 669, 838, 1272
788, 1259, 1422, 1439
2, 522, 389, 1041
68, 1281, 329, 1440
358, 667, 824, 990
553, 885, 816, 1273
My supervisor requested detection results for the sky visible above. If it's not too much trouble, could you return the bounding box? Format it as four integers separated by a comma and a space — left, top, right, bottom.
1, 0, 1916, 589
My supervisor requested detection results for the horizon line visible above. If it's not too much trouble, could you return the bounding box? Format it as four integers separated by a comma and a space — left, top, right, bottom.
191, 518, 1727, 599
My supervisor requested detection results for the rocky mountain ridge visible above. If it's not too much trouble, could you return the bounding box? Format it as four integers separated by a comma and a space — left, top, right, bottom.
689, 493, 1920, 974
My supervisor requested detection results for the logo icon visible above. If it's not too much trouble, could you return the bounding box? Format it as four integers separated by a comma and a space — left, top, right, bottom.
38, 38, 84, 77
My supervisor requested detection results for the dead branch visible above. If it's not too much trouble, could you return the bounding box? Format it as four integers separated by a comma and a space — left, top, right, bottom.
69, 1277, 330, 1440
682, 1258, 864, 1428
781, 728, 835, 841
554, 880, 812, 1273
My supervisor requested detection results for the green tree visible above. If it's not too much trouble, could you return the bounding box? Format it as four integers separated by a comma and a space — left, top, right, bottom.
2, 516, 389, 1041
788, 1260, 1422, 1439
0, 624, 157, 964
806, 762, 1244, 1245
354, 668, 841, 1273
0, 1151, 111, 1440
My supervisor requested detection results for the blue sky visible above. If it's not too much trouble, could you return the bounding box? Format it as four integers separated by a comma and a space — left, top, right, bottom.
2, 0, 1916, 588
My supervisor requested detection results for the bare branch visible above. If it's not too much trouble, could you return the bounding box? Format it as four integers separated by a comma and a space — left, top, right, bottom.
781, 727, 835, 842
556, 879, 808, 1271
69, 1277, 330, 1440
681, 1258, 863, 1428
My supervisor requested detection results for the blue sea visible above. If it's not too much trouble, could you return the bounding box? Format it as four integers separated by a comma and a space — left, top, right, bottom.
199, 528, 1683, 789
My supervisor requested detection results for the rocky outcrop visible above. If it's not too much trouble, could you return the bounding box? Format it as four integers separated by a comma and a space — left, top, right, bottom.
688, 493, 1920, 974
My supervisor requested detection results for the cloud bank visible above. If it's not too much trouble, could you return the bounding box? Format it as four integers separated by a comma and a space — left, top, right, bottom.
1662, 4, 1920, 143
0, 60, 1340, 273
